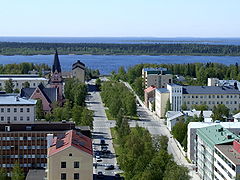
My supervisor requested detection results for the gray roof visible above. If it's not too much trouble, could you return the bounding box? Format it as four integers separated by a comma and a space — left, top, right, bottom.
0, 95, 36, 105
26, 169, 45, 180
156, 88, 169, 93
183, 86, 240, 95
20, 84, 57, 103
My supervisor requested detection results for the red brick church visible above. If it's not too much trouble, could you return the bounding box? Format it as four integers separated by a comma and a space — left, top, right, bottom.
20, 50, 64, 113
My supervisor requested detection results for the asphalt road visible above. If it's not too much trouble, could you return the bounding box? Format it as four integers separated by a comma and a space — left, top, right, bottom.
86, 79, 121, 179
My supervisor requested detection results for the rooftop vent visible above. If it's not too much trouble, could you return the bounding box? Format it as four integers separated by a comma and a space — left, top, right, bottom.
218, 128, 224, 132
16, 96, 19, 101
227, 135, 232, 139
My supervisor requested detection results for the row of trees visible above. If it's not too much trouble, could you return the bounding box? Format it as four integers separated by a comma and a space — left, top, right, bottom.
0, 62, 50, 74
1, 79, 30, 93
114, 113, 190, 180
101, 81, 137, 118
1, 42, 240, 56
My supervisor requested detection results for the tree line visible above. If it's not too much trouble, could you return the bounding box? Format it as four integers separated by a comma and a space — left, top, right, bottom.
113, 113, 190, 180
101, 81, 137, 118
1, 42, 240, 56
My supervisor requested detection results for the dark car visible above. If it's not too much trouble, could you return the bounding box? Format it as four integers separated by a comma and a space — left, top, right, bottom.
97, 171, 104, 179
105, 165, 115, 170
114, 173, 121, 179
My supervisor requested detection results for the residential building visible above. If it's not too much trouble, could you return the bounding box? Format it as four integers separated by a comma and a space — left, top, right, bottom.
0, 74, 48, 90
196, 125, 238, 180
155, 84, 240, 118
214, 140, 240, 180
47, 130, 93, 180
142, 68, 173, 89
166, 110, 212, 131
155, 88, 169, 117
0, 94, 36, 123
144, 85, 156, 110
187, 122, 240, 164
0, 122, 77, 174
21, 83, 58, 113
72, 60, 85, 83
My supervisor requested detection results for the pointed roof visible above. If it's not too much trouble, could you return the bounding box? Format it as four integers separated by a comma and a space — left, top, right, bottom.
48, 130, 92, 156
52, 50, 61, 73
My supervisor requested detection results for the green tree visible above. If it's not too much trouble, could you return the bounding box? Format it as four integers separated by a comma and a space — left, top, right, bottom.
165, 99, 171, 115
153, 135, 169, 152
12, 162, 25, 180
212, 104, 230, 121
0, 168, 7, 180
163, 161, 190, 180
72, 105, 83, 125
191, 104, 208, 111
4, 79, 14, 93
13, 88, 20, 93
95, 78, 101, 90
81, 108, 94, 129
36, 99, 44, 120
132, 77, 144, 100
22, 81, 30, 88
172, 121, 187, 145
181, 103, 188, 110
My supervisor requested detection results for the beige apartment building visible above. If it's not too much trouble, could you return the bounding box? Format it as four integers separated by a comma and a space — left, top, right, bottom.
155, 84, 240, 118
142, 68, 173, 89
47, 130, 93, 180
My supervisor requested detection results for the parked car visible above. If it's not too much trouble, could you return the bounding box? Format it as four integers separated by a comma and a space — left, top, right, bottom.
105, 164, 114, 170
97, 171, 104, 179
114, 173, 121, 179
96, 157, 102, 162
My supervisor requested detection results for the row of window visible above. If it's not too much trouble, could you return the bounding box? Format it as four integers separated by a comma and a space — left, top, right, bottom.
0, 154, 46, 159
183, 95, 240, 99
61, 161, 80, 168
0, 116, 31, 121
215, 149, 236, 171
0, 82, 38, 87
215, 160, 233, 179
61, 173, 79, 180
186, 101, 238, 105
0, 163, 46, 168
0, 107, 30, 113
0, 145, 47, 150
0, 136, 45, 141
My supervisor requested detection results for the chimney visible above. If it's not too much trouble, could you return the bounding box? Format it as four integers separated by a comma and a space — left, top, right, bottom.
16, 96, 19, 101
234, 82, 238, 90
47, 134, 54, 148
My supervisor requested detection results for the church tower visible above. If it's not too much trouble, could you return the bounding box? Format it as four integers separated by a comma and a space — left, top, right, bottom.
50, 50, 64, 101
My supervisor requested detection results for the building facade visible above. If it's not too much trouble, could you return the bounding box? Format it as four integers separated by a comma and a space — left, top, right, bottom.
0, 74, 48, 91
0, 94, 36, 123
144, 85, 156, 109
72, 60, 85, 83
142, 68, 173, 89
0, 122, 76, 174
196, 125, 238, 180
47, 130, 92, 180
155, 84, 240, 118
155, 88, 170, 118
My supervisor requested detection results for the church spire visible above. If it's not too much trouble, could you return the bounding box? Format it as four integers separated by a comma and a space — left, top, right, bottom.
52, 50, 62, 73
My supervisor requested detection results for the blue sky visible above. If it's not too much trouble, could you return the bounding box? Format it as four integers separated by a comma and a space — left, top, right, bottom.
0, 0, 240, 37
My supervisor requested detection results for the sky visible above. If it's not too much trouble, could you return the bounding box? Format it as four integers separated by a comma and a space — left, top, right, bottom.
0, 0, 240, 37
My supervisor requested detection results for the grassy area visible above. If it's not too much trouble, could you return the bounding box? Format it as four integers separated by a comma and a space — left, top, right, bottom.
105, 109, 116, 120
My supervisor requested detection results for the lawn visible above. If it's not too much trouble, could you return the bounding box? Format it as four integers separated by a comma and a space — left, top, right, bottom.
105, 109, 116, 120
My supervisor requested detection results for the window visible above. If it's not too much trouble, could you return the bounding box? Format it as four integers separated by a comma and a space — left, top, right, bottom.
61, 173, 66, 180
74, 161, 79, 168
1, 108, 4, 113
14, 108, 17, 113
33, 83, 36, 86
27, 117, 30, 121
27, 108, 30, 112
7, 117, 10, 122
20, 108, 23, 113
74, 173, 79, 180
20, 117, 23, 121
61, 162, 66, 168
1, 117, 4, 121
69, 153, 72, 156
7, 108, 10, 113
14, 117, 17, 121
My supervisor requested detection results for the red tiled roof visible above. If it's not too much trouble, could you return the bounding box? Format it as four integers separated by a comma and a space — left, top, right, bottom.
48, 130, 92, 156
144, 86, 156, 93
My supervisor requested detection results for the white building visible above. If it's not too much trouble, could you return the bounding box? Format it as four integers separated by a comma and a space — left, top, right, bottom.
0, 74, 48, 90
0, 94, 37, 123
208, 78, 240, 90
155, 84, 240, 118
166, 110, 212, 131
233, 112, 240, 122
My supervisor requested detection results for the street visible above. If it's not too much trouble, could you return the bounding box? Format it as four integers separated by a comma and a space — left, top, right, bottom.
86, 79, 121, 179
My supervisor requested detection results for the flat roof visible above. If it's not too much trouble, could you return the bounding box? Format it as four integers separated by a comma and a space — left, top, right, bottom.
189, 122, 240, 129
0, 95, 36, 105
156, 88, 169, 93
215, 144, 240, 166
0, 77, 48, 81
197, 125, 239, 149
